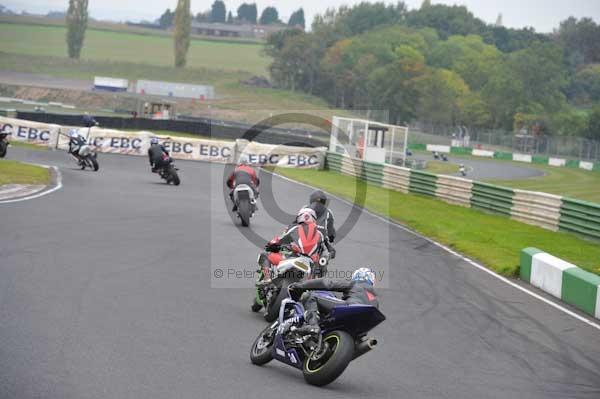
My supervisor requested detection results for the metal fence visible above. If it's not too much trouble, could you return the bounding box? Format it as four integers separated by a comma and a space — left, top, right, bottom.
409, 124, 600, 162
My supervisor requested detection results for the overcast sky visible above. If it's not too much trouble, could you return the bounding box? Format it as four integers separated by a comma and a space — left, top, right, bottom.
4, 0, 600, 33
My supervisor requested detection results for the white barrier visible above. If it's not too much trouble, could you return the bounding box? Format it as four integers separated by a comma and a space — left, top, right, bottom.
472, 149, 494, 158
0, 116, 325, 168
513, 153, 532, 163
580, 161, 594, 171
426, 144, 450, 153
0, 116, 60, 146
549, 157, 566, 167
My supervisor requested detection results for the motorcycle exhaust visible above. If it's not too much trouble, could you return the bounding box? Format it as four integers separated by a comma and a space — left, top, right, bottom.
318, 257, 328, 267
353, 337, 378, 360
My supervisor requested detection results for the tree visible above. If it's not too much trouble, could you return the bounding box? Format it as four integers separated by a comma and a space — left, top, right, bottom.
259, 7, 279, 25
227, 11, 234, 24
288, 8, 305, 29
569, 65, 600, 104
66, 0, 89, 59
158, 8, 175, 28
586, 106, 600, 140
237, 3, 257, 24
173, 0, 191, 68
210, 0, 226, 23
556, 17, 600, 65
415, 68, 470, 127
406, 4, 486, 39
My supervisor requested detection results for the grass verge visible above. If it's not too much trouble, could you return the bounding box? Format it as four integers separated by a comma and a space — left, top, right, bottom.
0, 160, 51, 185
273, 167, 600, 277
425, 160, 459, 175
9, 141, 48, 151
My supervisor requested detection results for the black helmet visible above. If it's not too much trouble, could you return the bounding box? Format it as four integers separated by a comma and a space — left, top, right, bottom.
309, 190, 328, 205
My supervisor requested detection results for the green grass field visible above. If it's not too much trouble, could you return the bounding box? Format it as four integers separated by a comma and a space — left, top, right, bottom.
425, 160, 459, 175
490, 164, 600, 203
274, 167, 600, 277
0, 23, 269, 75
0, 159, 50, 185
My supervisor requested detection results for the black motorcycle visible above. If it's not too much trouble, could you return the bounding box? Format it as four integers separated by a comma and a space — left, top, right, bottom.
0, 132, 10, 158
156, 153, 180, 186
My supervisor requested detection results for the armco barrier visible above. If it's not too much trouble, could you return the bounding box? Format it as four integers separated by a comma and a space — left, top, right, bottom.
450, 147, 472, 155
325, 152, 600, 241
559, 198, 600, 239
409, 170, 438, 197
520, 248, 600, 319
494, 151, 513, 160
510, 190, 562, 231
532, 155, 549, 164
470, 182, 514, 216
435, 175, 472, 206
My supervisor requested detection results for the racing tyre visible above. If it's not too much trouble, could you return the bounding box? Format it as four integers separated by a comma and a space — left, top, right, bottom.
90, 156, 99, 171
238, 199, 251, 227
250, 324, 276, 365
168, 166, 180, 186
0, 141, 7, 158
302, 330, 354, 387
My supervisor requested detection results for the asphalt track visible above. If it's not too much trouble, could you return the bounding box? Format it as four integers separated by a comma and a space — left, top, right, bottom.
1, 147, 599, 399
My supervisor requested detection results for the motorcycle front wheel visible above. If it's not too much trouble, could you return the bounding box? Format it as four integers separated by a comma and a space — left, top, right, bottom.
264, 278, 292, 322
0, 141, 7, 158
250, 323, 276, 365
302, 330, 354, 386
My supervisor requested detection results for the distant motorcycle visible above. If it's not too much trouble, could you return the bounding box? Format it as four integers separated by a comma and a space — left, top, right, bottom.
0, 131, 10, 158
250, 287, 386, 386
232, 184, 256, 227
156, 153, 180, 185
459, 165, 467, 177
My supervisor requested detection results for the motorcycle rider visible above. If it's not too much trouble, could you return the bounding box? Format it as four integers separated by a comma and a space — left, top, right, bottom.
287, 267, 379, 336
459, 164, 466, 176
148, 137, 170, 173
306, 190, 336, 243
68, 129, 87, 164
227, 155, 259, 212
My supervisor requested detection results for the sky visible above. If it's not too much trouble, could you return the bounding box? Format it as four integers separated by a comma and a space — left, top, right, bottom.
4, 0, 600, 33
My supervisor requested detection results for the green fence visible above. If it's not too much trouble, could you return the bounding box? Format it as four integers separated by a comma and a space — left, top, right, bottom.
559, 198, 600, 239
409, 170, 438, 197
565, 159, 580, 169
408, 143, 427, 151
470, 182, 514, 216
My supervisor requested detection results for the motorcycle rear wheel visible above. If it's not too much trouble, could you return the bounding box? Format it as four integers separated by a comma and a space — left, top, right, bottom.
169, 166, 180, 186
302, 330, 354, 386
89, 156, 99, 171
238, 199, 251, 227
250, 324, 276, 365
0, 141, 7, 158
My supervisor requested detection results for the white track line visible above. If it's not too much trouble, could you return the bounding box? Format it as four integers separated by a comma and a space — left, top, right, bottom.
0, 164, 62, 204
269, 170, 600, 332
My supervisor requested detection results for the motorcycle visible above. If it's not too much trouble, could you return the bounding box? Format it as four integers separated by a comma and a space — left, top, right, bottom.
253, 245, 332, 322
0, 131, 10, 158
75, 143, 99, 171
233, 183, 256, 227
156, 153, 181, 186
459, 166, 466, 177
250, 287, 386, 386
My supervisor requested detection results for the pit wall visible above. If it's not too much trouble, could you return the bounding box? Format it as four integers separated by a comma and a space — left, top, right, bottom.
408, 144, 600, 172
327, 152, 600, 241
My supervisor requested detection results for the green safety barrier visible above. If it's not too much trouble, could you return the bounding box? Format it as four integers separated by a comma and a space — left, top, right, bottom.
408, 143, 426, 151
450, 147, 472, 155
559, 197, 600, 239
532, 155, 549, 164
361, 160, 384, 186
594, 162, 600, 172
565, 159, 580, 169
493, 151, 513, 160
470, 182, 514, 216
326, 152, 344, 173
409, 170, 438, 197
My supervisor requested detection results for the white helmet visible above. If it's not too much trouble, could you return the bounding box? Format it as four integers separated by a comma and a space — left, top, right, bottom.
296, 207, 317, 224
69, 129, 81, 138
352, 268, 376, 286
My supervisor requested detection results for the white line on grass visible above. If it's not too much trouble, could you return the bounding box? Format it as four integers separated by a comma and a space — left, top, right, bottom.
0, 164, 63, 204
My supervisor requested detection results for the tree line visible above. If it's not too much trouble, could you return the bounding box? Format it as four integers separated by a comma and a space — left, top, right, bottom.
158, 2, 305, 29
266, 2, 600, 139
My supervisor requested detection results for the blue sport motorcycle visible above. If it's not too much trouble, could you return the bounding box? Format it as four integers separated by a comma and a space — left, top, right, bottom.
250, 289, 386, 386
